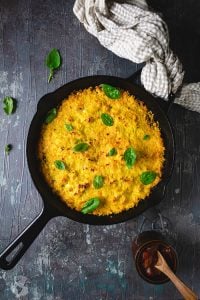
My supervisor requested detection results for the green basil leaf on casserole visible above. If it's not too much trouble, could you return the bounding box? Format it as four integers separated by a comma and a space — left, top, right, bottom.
73, 143, 89, 152
81, 197, 100, 214
93, 175, 104, 189
140, 171, 157, 185
54, 160, 66, 170
100, 84, 121, 99
124, 147, 137, 169
45, 108, 57, 124
101, 113, 114, 126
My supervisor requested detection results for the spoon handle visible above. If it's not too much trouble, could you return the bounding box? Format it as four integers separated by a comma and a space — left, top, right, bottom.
163, 267, 198, 300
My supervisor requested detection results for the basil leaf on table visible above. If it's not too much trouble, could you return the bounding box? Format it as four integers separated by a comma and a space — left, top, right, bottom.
5, 144, 12, 155
73, 142, 89, 152
65, 123, 73, 131
108, 148, 117, 156
101, 113, 114, 126
54, 160, 66, 170
3, 97, 15, 115
45, 48, 61, 83
45, 108, 57, 124
140, 171, 157, 185
93, 175, 104, 189
81, 197, 100, 214
124, 147, 137, 169
100, 84, 121, 99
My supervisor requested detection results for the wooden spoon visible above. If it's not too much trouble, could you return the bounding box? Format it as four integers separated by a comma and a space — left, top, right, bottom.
155, 251, 198, 300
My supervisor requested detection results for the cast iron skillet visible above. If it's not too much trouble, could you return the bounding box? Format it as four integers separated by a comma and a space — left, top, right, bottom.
0, 71, 175, 270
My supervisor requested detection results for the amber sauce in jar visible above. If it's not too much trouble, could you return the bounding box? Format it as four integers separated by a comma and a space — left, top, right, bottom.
137, 241, 177, 282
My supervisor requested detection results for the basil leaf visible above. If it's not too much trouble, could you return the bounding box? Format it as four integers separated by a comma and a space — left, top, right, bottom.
143, 134, 150, 140
124, 147, 137, 169
93, 175, 104, 189
5, 144, 12, 155
65, 123, 73, 131
101, 113, 114, 126
54, 160, 66, 170
101, 84, 121, 99
3, 97, 15, 115
140, 171, 157, 185
81, 197, 100, 214
73, 142, 89, 152
108, 148, 117, 156
45, 48, 61, 83
45, 108, 57, 124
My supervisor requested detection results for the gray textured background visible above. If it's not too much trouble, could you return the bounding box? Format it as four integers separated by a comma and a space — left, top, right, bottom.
0, 0, 200, 299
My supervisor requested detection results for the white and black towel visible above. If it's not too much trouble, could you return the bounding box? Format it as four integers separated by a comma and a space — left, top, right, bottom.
73, 0, 200, 113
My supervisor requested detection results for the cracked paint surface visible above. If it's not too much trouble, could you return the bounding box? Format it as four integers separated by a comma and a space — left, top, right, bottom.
0, 0, 200, 299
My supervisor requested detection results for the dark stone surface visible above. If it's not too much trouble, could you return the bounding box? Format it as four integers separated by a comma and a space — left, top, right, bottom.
0, 0, 199, 299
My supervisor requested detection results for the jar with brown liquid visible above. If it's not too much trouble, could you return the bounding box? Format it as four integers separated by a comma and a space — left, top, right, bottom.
132, 231, 178, 284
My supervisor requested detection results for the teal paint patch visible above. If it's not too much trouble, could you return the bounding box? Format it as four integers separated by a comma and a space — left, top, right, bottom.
106, 259, 127, 290
96, 282, 116, 293
45, 273, 54, 296
106, 260, 118, 275
106, 259, 125, 278
155, 284, 164, 293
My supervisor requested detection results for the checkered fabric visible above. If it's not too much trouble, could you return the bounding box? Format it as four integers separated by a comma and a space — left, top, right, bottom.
73, 0, 200, 113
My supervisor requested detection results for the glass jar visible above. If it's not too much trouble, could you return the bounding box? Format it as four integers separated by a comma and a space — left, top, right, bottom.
132, 230, 178, 284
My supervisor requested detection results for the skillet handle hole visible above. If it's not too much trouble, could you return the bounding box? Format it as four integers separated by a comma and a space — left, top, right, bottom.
5, 242, 24, 264
0, 209, 53, 269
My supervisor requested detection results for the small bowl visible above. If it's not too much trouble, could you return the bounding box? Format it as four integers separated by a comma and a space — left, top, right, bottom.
132, 231, 178, 284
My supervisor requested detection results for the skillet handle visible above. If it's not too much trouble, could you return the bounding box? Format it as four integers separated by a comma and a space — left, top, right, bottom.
0, 207, 53, 270
142, 184, 167, 226
143, 206, 160, 222
126, 68, 176, 114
